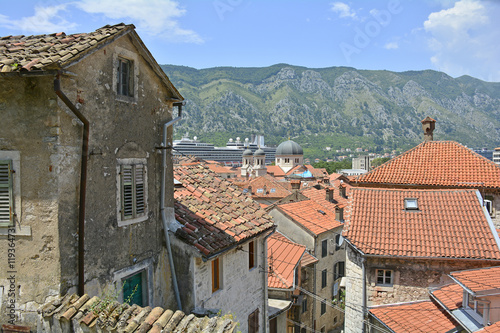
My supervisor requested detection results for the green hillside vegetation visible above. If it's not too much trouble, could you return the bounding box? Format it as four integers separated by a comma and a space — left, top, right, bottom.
162, 64, 500, 160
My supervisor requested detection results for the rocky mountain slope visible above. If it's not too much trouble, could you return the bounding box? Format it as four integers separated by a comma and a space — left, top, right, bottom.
161, 64, 500, 158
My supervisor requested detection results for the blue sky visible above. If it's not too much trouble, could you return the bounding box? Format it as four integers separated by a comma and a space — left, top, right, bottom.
1, 0, 499, 81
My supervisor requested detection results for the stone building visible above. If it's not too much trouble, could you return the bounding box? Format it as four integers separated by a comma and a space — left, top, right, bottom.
0, 24, 184, 326
268, 196, 345, 332
171, 163, 275, 333
342, 187, 500, 332
267, 231, 313, 333
355, 118, 500, 228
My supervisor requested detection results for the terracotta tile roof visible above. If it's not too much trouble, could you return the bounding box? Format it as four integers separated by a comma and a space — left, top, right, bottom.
478, 322, 500, 333
369, 301, 460, 333
38, 293, 237, 332
0, 23, 133, 73
174, 164, 274, 257
268, 232, 306, 289
276, 199, 343, 236
301, 251, 319, 266
450, 265, 500, 293
356, 141, 500, 189
206, 163, 236, 174
266, 165, 286, 177
430, 284, 463, 311
247, 175, 292, 199
343, 188, 500, 259
305, 165, 329, 178
301, 183, 350, 210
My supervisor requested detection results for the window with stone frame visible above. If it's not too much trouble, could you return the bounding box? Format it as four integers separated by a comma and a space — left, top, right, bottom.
117, 158, 148, 226
117, 57, 134, 97
320, 300, 326, 315
321, 239, 328, 257
334, 261, 345, 280
249, 240, 257, 270
376, 269, 393, 286
321, 269, 327, 288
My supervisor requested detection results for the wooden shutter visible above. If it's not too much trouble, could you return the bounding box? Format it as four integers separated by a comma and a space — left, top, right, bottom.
135, 164, 145, 216
248, 308, 259, 333
0, 160, 13, 226
121, 165, 134, 219
121, 164, 146, 220
212, 258, 220, 292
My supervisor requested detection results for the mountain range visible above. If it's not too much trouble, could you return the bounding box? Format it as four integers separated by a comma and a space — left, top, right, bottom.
161, 64, 500, 159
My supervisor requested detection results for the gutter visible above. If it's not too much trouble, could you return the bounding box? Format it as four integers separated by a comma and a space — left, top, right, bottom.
54, 73, 89, 296
263, 227, 276, 333
160, 101, 183, 310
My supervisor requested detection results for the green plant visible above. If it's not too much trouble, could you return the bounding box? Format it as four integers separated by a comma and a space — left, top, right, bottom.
90, 282, 138, 315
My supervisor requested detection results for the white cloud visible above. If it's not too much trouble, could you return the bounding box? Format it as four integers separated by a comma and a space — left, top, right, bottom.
423, 0, 500, 81
384, 42, 398, 50
0, 4, 76, 33
331, 2, 357, 19
76, 0, 203, 43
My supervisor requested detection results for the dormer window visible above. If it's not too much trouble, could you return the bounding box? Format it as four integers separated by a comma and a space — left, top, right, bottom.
404, 198, 418, 210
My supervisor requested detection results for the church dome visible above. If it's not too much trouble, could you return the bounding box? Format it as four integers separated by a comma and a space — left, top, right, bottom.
254, 148, 265, 156
276, 140, 303, 156
243, 149, 253, 156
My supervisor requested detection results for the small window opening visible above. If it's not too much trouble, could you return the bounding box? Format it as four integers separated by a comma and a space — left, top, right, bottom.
404, 198, 418, 210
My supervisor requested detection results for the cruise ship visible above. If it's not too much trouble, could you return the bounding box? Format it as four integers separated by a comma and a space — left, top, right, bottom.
172, 135, 276, 166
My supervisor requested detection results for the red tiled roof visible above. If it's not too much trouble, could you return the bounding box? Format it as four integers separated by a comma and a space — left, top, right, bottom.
277, 199, 343, 236
207, 164, 236, 174
450, 266, 500, 293
478, 322, 500, 333
356, 141, 500, 189
248, 175, 292, 199
305, 165, 328, 178
430, 284, 463, 311
268, 232, 306, 289
266, 165, 286, 177
369, 301, 460, 333
300, 187, 338, 212
174, 164, 274, 257
343, 188, 500, 259
301, 251, 318, 266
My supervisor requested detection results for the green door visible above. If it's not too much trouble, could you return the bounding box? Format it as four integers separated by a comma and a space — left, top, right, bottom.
123, 273, 143, 306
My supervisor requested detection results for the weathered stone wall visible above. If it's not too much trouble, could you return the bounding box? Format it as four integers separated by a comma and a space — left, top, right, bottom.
0, 32, 179, 327
269, 209, 314, 252
193, 236, 267, 333
314, 227, 345, 332
344, 245, 365, 333
0, 75, 78, 326
366, 257, 500, 306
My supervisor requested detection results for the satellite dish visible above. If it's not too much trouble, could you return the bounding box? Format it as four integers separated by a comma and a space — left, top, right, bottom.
337, 235, 344, 247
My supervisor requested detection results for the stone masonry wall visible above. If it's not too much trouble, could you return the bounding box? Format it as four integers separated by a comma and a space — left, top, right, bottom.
344, 246, 365, 333
194, 235, 267, 333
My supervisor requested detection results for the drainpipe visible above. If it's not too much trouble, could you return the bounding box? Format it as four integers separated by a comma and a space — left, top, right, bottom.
262, 227, 276, 332
362, 256, 367, 333
54, 73, 89, 296
160, 101, 183, 310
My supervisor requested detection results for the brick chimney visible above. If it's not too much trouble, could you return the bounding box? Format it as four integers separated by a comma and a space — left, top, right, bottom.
291, 179, 301, 190
326, 188, 334, 202
421, 117, 436, 142
335, 206, 344, 221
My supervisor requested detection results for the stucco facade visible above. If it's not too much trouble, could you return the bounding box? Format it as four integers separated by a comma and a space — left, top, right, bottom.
171, 234, 269, 333
0, 25, 182, 326
269, 208, 345, 332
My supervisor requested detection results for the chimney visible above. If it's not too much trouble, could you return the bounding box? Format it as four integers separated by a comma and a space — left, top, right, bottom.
248, 186, 252, 194
339, 185, 346, 198
335, 207, 344, 221
326, 188, 334, 202
421, 117, 436, 142
291, 179, 301, 190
